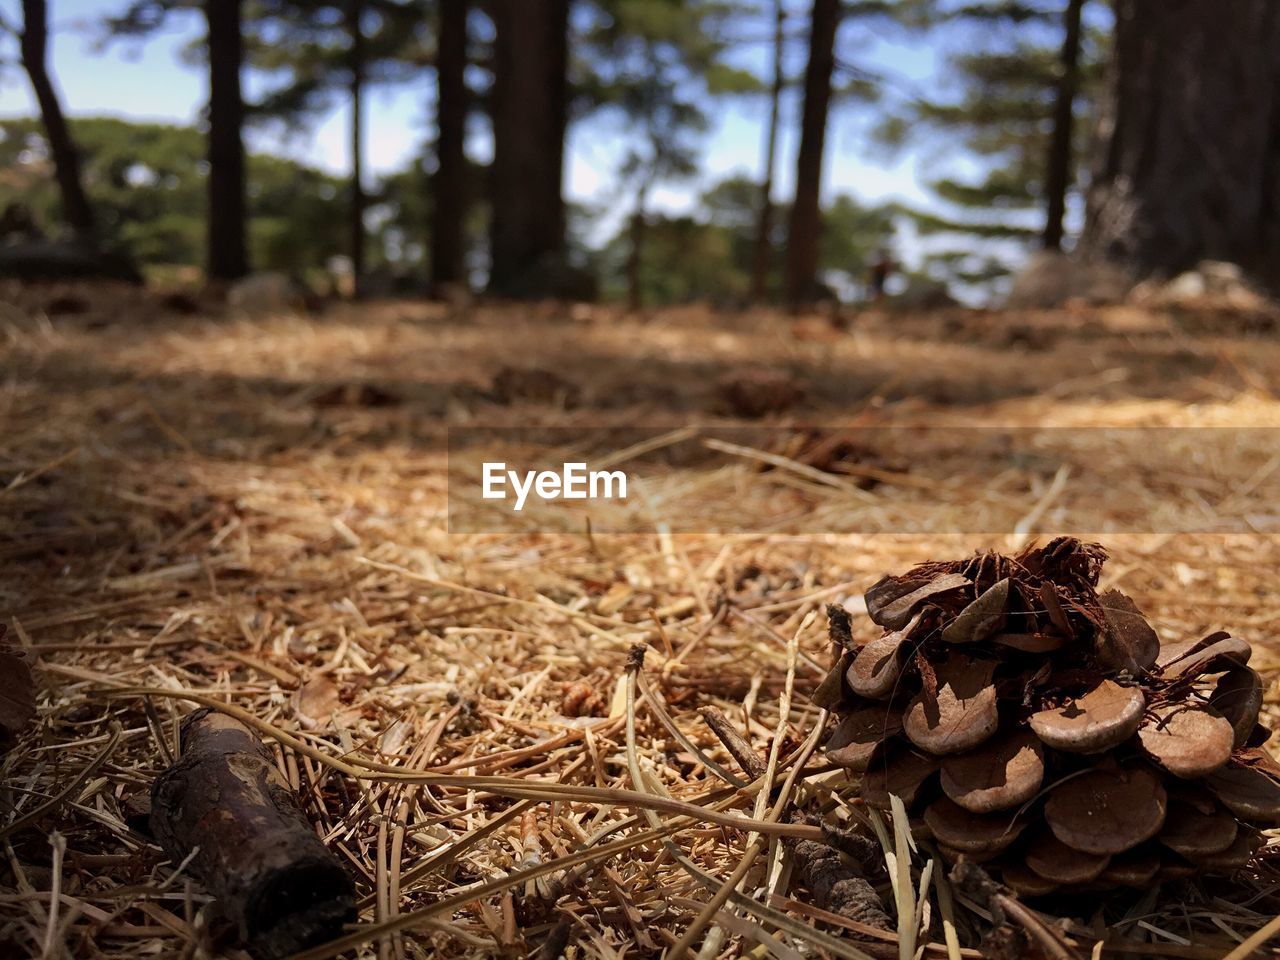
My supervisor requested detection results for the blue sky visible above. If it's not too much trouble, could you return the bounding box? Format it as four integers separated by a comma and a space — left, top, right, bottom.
0, 0, 945, 248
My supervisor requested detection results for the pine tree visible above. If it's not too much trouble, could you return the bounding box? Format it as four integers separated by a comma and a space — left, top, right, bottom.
1081, 0, 1280, 285
1042, 0, 1082, 251
782, 0, 893, 307
487, 0, 570, 297
106, 0, 252, 279
596, 173, 894, 305
248, 0, 429, 295
17, 0, 97, 241
784, 0, 839, 308
876, 0, 1106, 288
430, 0, 469, 289
205, 0, 249, 280
750, 0, 784, 302
347, 0, 367, 293
579, 0, 744, 310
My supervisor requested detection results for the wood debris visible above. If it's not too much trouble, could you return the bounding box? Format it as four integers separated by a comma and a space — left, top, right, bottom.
0, 630, 36, 750
149, 709, 356, 958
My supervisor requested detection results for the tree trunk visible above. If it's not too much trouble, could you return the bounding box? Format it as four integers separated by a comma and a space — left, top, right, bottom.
1080, 0, 1280, 284
19, 0, 95, 241
1041, 0, 1084, 251
205, 0, 249, 281
626, 196, 646, 312
750, 0, 785, 303
348, 0, 366, 298
431, 0, 469, 290
488, 0, 569, 297
784, 0, 839, 309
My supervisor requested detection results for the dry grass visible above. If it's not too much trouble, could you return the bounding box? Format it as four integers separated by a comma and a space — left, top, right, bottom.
1, 283, 1279, 958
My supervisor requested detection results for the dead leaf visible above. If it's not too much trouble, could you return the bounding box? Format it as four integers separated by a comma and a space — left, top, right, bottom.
294, 675, 341, 730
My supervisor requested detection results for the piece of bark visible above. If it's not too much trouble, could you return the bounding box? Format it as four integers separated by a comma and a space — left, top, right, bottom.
700, 706, 892, 933
150, 708, 356, 959
788, 833, 894, 932
534, 915, 574, 960
0, 644, 36, 750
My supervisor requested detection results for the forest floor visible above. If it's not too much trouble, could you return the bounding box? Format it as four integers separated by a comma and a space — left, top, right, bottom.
2, 285, 1280, 959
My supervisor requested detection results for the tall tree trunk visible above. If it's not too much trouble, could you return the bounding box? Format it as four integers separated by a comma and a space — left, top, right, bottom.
750, 0, 785, 303
19, 0, 95, 241
626, 192, 647, 312
348, 0, 366, 298
1041, 0, 1084, 251
784, 0, 839, 309
488, 0, 569, 298
205, 0, 249, 281
431, 0, 469, 289
1081, 0, 1280, 284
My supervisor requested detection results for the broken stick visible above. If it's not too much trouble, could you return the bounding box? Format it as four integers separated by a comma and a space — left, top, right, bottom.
150, 708, 356, 959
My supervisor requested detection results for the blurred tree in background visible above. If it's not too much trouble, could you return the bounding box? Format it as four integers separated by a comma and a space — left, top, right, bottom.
0, 117, 349, 276
782, 0, 894, 308
429, 0, 468, 289
486, 0, 569, 297
875, 0, 1107, 292
16, 0, 96, 241
1080, 0, 1280, 286
205, 0, 248, 280
596, 172, 893, 304
579, 0, 748, 308
248, 0, 430, 294
99, 0, 250, 279
5, 0, 1277, 302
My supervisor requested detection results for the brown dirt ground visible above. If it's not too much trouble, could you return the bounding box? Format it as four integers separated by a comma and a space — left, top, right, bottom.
1, 283, 1279, 958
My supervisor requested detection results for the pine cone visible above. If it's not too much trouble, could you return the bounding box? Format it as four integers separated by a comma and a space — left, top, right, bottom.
818, 537, 1279, 895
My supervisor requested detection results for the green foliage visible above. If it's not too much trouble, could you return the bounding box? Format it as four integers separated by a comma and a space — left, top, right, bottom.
0, 116, 348, 273
884, 2, 1101, 200
612, 215, 750, 303
703, 61, 765, 96
248, 152, 350, 270
919, 249, 1012, 285
899, 203, 1037, 239
372, 154, 489, 275
820, 194, 896, 283
597, 175, 895, 304
579, 0, 740, 205
0, 116, 204, 260
248, 0, 430, 129
101, 1, 430, 128
701, 175, 762, 231
875, 0, 1110, 289
929, 165, 1040, 210
15, 0, 1118, 305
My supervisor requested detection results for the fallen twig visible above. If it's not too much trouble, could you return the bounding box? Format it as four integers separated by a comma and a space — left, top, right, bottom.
149, 709, 356, 959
